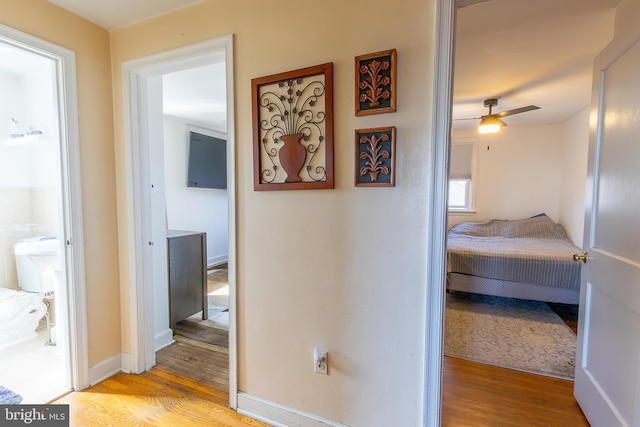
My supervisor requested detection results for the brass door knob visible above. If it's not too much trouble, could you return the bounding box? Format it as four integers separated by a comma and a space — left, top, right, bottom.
573, 252, 588, 263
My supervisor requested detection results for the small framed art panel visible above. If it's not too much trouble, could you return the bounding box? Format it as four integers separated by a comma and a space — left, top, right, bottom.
355, 49, 397, 116
355, 126, 396, 187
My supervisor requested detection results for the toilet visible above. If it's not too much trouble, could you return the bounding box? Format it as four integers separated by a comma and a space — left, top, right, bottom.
14, 236, 60, 294
0, 236, 60, 349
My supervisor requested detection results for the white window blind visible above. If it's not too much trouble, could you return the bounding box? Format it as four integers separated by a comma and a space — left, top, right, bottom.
449, 143, 473, 180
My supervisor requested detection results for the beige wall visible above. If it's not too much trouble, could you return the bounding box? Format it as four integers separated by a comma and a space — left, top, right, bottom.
1, 1, 120, 366
559, 108, 590, 247
449, 124, 564, 228
615, 0, 640, 39
111, 0, 434, 425
449, 113, 592, 245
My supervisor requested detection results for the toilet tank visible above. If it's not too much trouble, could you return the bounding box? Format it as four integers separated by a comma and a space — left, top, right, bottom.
14, 236, 60, 293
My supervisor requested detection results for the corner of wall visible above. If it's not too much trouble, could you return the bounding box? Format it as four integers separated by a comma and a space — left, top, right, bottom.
89, 353, 124, 386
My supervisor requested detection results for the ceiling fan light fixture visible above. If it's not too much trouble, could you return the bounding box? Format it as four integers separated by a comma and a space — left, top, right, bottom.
478, 115, 505, 134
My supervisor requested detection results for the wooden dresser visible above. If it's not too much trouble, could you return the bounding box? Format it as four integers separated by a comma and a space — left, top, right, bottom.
166, 230, 208, 330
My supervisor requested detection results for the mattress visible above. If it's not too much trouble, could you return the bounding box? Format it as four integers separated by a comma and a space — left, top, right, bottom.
446, 215, 583, 290
447, 273, 580, 304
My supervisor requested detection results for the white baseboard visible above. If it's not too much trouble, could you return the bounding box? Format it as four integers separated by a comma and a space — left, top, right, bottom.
88, 353, 122, 386
120, 352, 133, 374
154, 328, 174, 352
237, 393, 346, 427
208, 253, 228, 267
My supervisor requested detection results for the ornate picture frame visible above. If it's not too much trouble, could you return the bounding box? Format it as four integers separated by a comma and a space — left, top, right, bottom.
252, 63, 334, 191
355, 126, 396, 187
355, 49, 397, 116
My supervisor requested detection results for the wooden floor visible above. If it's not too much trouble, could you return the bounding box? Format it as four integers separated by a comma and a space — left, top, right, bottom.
156, 335, 229, 392
55, 367, 267, 427
54, 340, 588, 426
442, 356, 589, 426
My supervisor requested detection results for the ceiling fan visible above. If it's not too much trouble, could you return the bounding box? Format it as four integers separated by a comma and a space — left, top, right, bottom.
456, 98, 541, 134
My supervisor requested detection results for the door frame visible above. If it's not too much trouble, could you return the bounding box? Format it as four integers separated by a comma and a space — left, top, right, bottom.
423, 0, 455, 425
121, 35, 238, 406
0, 24, 89, 390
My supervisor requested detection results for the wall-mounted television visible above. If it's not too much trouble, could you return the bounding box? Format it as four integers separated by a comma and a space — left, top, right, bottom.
187, 131, 227, 189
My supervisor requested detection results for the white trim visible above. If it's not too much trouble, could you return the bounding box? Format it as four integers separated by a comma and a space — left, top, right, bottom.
58, 37, 91, 393
207, 253, 228, 267
154, 329, 174, 352
237, 393, 347, 427
89, 354, 122, 386
223, 39, 238, 410
122, 70, 145, 374
135, 72, 158, 372
449, 137, 478, 212
0, 24, 89, 391
448, 210, 477, 216
121, 35, 237, 404
424, 0, 455, 425
120, 353, 134, 374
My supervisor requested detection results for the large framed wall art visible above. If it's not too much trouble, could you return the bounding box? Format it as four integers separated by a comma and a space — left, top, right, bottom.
252, 63, 334, 191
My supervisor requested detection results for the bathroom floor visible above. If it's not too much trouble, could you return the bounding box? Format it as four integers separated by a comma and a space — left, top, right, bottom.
0, 319, 69, 403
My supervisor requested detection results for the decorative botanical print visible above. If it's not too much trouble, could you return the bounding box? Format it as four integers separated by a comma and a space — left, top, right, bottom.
355, 126, 396, 187
355, 49, 397, 116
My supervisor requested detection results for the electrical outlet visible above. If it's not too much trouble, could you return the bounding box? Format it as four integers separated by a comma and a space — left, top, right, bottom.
314, 347, 328, 375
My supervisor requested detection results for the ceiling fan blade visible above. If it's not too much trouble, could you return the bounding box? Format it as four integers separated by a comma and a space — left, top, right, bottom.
496, 105, 540, 118
452, 117, 480, 121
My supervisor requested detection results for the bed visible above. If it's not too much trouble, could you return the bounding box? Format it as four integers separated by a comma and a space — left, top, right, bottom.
446, 215, 582, 304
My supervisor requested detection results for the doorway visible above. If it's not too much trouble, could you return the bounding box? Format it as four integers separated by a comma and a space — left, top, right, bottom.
428, 0, 619, 424
121, 36, 237, 406
443, 0, 616, 373
0, 25, 88, 402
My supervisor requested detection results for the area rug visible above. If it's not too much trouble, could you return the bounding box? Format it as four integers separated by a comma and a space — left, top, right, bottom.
0, 385, 23, 404
445, 292, 576, 379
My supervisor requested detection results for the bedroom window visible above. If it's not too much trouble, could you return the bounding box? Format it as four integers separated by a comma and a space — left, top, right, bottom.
448, 179, 471, 209
448, 140, 476, 212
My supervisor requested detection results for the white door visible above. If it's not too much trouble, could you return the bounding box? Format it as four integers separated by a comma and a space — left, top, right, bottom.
574, 29, 640, 427
0, 24, 88, 393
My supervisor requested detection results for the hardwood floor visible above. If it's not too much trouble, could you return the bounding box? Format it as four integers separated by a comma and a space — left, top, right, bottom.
155, 265, 231, 393
54, 350, 587, 426
156, 336, 229, 392
56, 287, 585, 427
442, 356, 589, 426
54, 367, 267, 427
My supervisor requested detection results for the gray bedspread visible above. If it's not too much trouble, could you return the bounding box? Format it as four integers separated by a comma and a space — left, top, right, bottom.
446, 215, 582, 289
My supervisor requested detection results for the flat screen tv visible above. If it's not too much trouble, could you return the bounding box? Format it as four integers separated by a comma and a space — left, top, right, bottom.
187, 131, 227, 189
